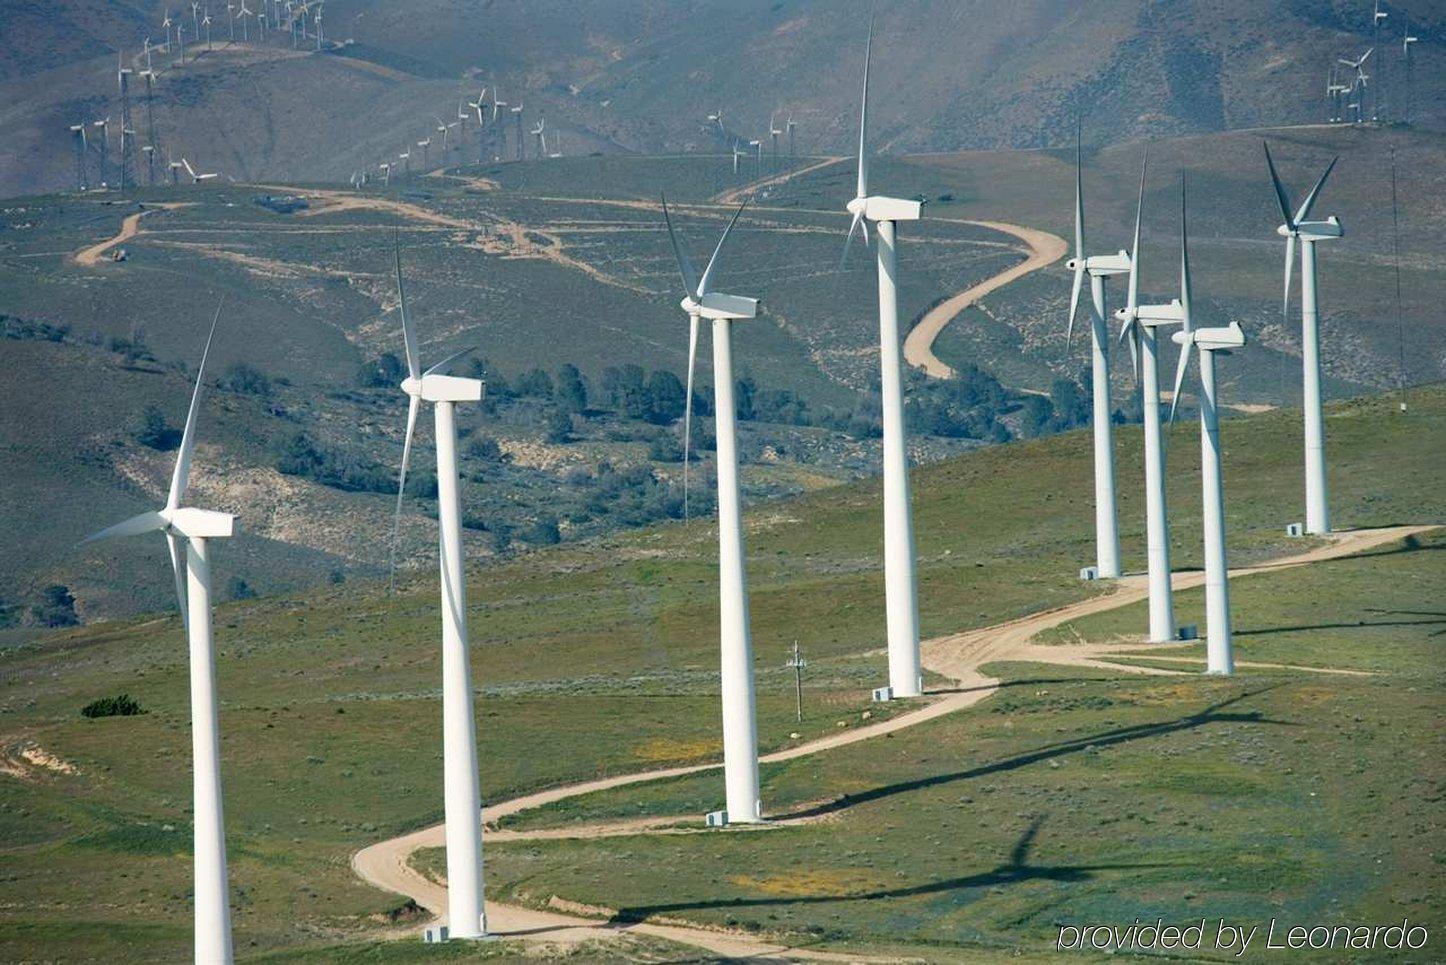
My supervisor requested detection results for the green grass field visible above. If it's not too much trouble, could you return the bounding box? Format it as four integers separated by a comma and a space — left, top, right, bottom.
1, 385, 1441, 960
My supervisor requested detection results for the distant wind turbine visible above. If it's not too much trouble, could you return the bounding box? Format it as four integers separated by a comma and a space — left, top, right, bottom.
1264, 142, 1341, 536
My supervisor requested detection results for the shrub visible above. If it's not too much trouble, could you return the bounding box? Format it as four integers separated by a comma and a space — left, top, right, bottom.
32, 584, 79, 628
134, 405, 181, 450
555, 364, 588, 413
219, 363, 272, 397
227, 577, 257, 600
526, 515, 561, 546
649, 433, 683, 462
515, 368, 554, 399
356, 352, 405, 388
81, 694, 144, 718
467, 435, 504, 462
543, 409, 572, 443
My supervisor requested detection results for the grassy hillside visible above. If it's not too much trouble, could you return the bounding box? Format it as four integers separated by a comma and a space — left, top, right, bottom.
0, 383, 1441, 960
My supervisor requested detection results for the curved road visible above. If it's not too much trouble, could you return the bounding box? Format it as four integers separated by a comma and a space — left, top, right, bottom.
352, 524, 1432, 959
902, 219, 1068, 379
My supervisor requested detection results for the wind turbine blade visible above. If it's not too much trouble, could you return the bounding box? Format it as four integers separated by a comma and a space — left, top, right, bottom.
1073, 118, 1085, 260
1065, 265, 1084, 355
1293, 155, 1338, 223
682, 314, 698, 524
82, 510, 167, 544
389, 394, 420, 594
697, 199, 750, 297
1127, 150, 1146, 312
838, 210, 866, 270
855, 14, 873, 199
1262, 141, 1296, 228
660, 194, 700, 296
168, 301, 222, 510
394, 238, 421, 380
1168, 341, 1192, 425
1283, 232, 1296, 321
167, 532, 189, 629
1127, 324, 1140, 384
423, 345, 479, 378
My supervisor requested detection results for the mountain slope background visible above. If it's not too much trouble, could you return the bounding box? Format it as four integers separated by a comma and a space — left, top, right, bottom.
2, 0, 1443, 197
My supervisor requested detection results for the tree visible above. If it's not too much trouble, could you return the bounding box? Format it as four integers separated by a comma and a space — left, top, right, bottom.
602, 364, 648, 418
526, 514, 561, 546
734, 374, 757, 421
555, 364, 588, 414
543, 409, 572, 443
357, 352, 404, 388
134, 405, 181, 450
467, 435, 504, 462
220, 363, 272, 397
33, 584, 78, 628
649, 432, 683, 462
644, 370, 686, 425
227, 577, 257, 600
515, 368, 554, 399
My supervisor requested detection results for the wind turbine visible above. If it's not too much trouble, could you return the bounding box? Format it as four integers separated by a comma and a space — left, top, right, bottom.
69, 124, 88, 191
226, 2, 235, 41
168, 151, 185, 185
731, 139, 745, 176
388, 243, 489, 938
1371, 0, 1388, 121
787, 112, 796, 157
468, 89, 488, 163
531, 115, 546, 158
93, 118, 111, 188
141, 144, 156, 186
1114, 155, 1185, 644
661, 197, 763, 825
416, 137, 431, 170
840, 19, 925, 700
1338, 49, 1372, 123
768, 111, 782, 166
1264, 143, 1341, 536
163, 9, 175, 52
398, 146, 410, 175
202, 10, 212, 49
1168, 183, 1245, 676
83, 307, 238, 963
510, 101, 524, 159
238, 0, 252, 41
183, 157, 219, 182
747, 138, 762, 178
117, 53, 135, 189
1402, 29, 1418, 124
379, 160, 391, 186
1063, 121, 1129, 580
434, 116, 452, 156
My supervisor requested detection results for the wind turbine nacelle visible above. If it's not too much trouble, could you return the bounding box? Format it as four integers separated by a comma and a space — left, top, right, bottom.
1085, 252, 1131, 276
405, 374, 484, 403
166, 507, 236, 539
685, 293, 758, 320
1298, 217, 1343, 241
862, 196, 922, 223
1135, 300, 1186, 326
1175, 322, 1246, 351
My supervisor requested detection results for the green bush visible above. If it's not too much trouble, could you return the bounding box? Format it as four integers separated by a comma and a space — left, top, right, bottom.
81, 694, 145, 719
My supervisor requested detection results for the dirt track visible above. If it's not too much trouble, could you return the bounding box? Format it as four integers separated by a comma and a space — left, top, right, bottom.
72, 203, 188, 267
902, 219, 1068, 379
352, 524, 1433, 958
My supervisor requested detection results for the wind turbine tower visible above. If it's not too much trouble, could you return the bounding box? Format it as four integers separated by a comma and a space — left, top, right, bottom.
1264, 143, 1341, 535
787, 112, 796, 157
841, 21, 925, 700
117, 53, 135, 189
511, 102, 524, 160
69, 124, 89, 191
1371, 0, 1387, 121
769, 112, 782, 167
141, 52, 160, 175
1116, 157, 1187, 643
662, 198, 764, 825
1402, 29, 1418, 124
1064, 123, 1129, 580
83, 308, 238, 962
389, 245, 490, 938
93, 118, 111, 188
1169, 188, 1245, 676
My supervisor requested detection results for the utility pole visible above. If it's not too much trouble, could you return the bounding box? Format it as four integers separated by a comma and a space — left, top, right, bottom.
786, 639, 806, 723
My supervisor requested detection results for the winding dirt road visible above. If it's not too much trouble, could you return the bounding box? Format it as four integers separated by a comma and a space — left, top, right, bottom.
352, 524, 1433, 958
72, 203, 188, 267
902, 220, 1068, 379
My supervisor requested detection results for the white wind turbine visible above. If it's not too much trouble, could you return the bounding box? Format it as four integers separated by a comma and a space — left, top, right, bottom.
378, 160, 391, 186
1402, 29, 1418, 124
1264, 142, 1341, 535
787, 112, 796, 157
83, 307, 237, 963
840, 19, 925, 700
662, 197, 763, 825
182, 157, 218, 182
731, 139, 746, 176
388, 243, 489, 938
434, 117, 453, 157
1063, 122, 1130, 580
531, 115, 546, 158
1113, 153, 1181, 644
768, 111, 782, 166
1338, 49, 1372, 123
416, 137, 431, 169
1168, 183, 1245, 676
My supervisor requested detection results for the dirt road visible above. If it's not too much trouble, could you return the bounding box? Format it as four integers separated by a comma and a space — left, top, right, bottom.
902, 219, 1068, 379
72, 203, 188, 267
352, 524, 1432, 957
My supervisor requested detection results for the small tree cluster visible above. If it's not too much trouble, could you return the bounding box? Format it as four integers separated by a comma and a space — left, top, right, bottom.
81, 694, 144, 718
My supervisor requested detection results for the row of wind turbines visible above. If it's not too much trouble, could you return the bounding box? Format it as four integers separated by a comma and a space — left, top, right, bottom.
360, 85, 562, 188
83, 21, 1354, 961
704, 109, 800, 179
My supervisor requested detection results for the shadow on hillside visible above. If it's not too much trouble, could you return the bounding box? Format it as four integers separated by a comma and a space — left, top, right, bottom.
927, 675, 1114, 696
770, 688, 1292, 824
608, 815, 1175, 923
1238, 608, 1446, 637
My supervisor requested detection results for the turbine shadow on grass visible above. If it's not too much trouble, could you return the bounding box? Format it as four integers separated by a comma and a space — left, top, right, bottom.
772, 688, 1292, 823
926, 675, 1115, 696
608, 815, 1177, 922
1237, 614, 1446, 637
